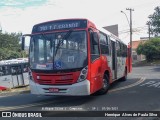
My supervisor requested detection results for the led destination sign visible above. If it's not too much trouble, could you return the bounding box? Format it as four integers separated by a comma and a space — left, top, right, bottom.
32, 20, 87, 33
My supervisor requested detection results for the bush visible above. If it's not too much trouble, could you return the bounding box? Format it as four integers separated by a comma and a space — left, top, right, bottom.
136, 37, 160, 61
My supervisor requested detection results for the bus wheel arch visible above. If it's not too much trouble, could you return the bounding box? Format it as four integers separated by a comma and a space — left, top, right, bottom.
97, 70, 110, 95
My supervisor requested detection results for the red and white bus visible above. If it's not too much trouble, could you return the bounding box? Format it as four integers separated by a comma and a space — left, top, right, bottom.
22, 18, 132, 96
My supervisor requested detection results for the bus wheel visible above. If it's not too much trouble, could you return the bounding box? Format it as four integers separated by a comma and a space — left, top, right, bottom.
97, 74, 110, 95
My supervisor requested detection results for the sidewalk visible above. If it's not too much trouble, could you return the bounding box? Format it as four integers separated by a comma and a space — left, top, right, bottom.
132, 60, 160, 67
0, 85, 30, 97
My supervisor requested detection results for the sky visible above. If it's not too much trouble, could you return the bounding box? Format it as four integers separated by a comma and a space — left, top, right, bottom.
0, 0, 159, 44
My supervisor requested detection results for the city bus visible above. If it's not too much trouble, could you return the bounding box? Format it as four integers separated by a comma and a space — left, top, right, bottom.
0, 58, 29, 88
22, 18, 132, 96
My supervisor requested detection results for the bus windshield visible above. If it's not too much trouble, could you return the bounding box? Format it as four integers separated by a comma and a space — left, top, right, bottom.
29, 30, 87, 70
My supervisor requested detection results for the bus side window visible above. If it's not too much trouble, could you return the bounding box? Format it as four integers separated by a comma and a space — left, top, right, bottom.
90, 31, 100, 62
11, 66, 22, 75
0, 66, 9, 76
106, 35, 110, 55
122, 44, 126, 57
108, 36, 112, 55
119, 42, 122, 57
11, 67, 17, 75
0, 66, 3, 76
0, 72, 3, 76
23, 64, 28, 72
99, 32, 109, 55
116, 41, 121, 57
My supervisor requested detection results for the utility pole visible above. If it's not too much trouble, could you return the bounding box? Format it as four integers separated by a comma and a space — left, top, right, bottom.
147, 19, 152, 40
126, 8, 134, 56
0, 23, 2, 33
148, 22, 151, 40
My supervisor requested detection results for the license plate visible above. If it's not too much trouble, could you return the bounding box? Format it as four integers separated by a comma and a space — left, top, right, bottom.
49, 88, 59, 92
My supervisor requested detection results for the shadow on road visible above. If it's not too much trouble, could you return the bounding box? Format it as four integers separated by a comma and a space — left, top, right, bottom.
0, 93, 99, 109
153, 66, 160, 72
0, 78, 140, 110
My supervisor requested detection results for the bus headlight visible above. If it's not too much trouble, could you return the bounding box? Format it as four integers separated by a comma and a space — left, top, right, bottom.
77, 66, 88, 82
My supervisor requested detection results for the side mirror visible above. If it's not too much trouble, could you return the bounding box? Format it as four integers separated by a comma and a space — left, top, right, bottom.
21, 36, 25, 50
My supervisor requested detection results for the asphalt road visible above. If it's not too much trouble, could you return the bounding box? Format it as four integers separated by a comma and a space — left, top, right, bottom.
0, 65, 160, 120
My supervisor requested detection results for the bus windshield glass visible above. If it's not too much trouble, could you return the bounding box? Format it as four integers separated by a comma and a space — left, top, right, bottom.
29, 31, 87, 70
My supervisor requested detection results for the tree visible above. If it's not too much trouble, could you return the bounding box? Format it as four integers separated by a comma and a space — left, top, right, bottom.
0, 32, 26, 60
147, 6, 160, 36
136, 37, 160, 61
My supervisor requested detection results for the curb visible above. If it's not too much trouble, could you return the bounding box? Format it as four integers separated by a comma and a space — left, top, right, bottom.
0, 86, 30, 97
132, 64, 160, 67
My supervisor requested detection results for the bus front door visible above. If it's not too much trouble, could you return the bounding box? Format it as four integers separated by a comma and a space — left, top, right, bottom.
11, 66, 24, 87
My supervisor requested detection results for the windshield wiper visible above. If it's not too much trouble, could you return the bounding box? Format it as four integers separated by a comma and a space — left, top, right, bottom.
54, 29, 73, 56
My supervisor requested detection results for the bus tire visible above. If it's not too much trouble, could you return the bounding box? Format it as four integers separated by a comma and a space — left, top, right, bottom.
97, 74, 110, 95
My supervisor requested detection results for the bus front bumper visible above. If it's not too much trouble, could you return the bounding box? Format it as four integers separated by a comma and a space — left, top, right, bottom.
29, 80, 90, 96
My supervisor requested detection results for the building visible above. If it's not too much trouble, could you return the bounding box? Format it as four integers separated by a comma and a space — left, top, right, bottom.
103, 24, 119, 37
131, 40, 147, 62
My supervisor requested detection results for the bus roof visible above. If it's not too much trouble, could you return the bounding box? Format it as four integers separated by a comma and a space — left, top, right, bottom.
0, 58, 28, 65
97, 26, 126, 44
32, 18, 97, 33
31, 18, 126, 45
33, 18, 94, 27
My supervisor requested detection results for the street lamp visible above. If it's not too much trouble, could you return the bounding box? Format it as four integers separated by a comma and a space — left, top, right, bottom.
121, 8, 134, 56
121, 11, 130, 27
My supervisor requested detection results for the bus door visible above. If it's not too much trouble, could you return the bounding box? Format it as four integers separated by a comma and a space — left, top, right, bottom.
116, 41, 126, 79
111, 41, 117, 80
11, 65, 24, 87
90, 31, 103, 92
0, 65, 13, 88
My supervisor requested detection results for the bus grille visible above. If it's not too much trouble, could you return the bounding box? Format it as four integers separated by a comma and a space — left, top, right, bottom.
32, 72, 80, 85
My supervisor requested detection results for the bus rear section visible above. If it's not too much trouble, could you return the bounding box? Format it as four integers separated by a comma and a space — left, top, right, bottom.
127, 45, 132, 73
23, 18, 131, 96
0, 59, 29, 89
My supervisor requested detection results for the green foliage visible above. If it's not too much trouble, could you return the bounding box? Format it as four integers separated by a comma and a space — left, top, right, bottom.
148, 6, 160, 36
0, 32, 26, 60
136, 43, 144, 55
136, 37, 160, 61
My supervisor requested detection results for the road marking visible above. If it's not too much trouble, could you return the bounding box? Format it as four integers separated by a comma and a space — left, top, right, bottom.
0, 77, 146, 111
140, 81, 160, 88
0, 101, 55, 111
140, 81, 156, 86
108, 77, 146, 93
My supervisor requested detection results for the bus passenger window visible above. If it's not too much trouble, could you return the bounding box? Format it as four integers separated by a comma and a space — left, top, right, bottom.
99, 32, 109, 55
23, 64, 28, 72
0, 66, 9, 76
0, 67, 3, 76
0, 72, 3, 76
116, 41, 121, 57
